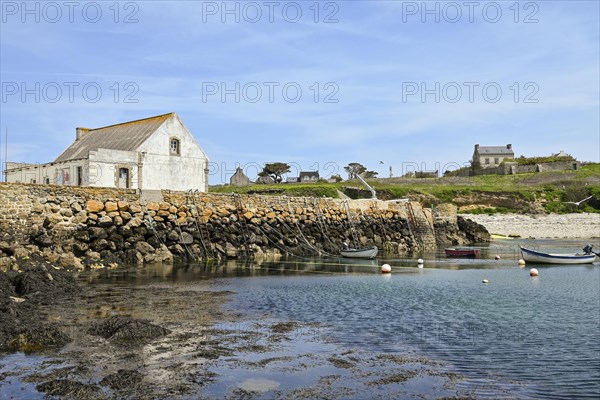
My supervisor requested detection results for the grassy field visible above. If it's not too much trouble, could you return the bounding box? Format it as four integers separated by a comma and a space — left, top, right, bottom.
210, 164, 600, 214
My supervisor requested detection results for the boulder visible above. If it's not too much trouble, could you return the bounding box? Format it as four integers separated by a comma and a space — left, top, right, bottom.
86, 200, 104, 213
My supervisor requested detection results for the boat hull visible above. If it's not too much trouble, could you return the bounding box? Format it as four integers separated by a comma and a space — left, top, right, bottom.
445, 248, 481, 257
341, 246, 378, 259
520, 247, 596, 265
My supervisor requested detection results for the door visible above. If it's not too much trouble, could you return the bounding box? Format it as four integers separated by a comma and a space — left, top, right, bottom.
118, 168, 129, 188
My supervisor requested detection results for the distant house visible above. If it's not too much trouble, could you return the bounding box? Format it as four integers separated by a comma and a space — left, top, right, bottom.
299, 171, 319, 183
415, 170, 438, 178
472, 144, 514, 168
552, 150, 570, 158
5, 112, 209, 192
286, 177, 300, 183
256, 175, 275, 184
230, 167, 251, 187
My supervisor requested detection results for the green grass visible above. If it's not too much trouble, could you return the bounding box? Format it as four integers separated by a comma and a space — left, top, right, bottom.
210, 165, 600, 213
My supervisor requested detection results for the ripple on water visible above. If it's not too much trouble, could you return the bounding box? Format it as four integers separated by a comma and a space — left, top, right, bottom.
219, 264, 600, 399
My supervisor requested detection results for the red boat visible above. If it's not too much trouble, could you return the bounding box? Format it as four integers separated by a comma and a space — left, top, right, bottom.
445, 248, 481, 257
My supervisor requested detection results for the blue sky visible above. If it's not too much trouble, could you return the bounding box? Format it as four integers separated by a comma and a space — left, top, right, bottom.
1, 0, 598, 183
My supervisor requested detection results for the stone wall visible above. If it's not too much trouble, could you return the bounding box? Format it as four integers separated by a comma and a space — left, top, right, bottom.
0, 183, 488, 270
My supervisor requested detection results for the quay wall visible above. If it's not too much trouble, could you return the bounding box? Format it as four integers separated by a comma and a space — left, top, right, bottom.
0, 183, 489, 269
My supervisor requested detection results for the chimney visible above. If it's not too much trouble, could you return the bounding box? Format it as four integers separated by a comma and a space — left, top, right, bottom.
76, 127, 89, 141
474, 144, 479, 151
507, 144, 512, 150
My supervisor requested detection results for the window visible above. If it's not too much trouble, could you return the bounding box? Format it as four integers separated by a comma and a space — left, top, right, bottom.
44, 177, 50, 184
170, 138, 180, 155
485, 158, 490, 164
77, 166, 83, 186
494, 157, 499, 164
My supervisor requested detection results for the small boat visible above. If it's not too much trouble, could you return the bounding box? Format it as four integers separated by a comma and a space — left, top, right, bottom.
520, 246, 597, 265
445, 247, 481, 257
341, 246, 378, 259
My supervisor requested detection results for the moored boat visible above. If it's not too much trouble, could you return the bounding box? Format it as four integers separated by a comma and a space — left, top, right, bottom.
520, 246, 597, 265
341, 246, 378, 259
445, 247, 481, 257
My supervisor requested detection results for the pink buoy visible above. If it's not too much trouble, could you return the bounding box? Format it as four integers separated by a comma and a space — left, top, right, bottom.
381, 264, 392, 274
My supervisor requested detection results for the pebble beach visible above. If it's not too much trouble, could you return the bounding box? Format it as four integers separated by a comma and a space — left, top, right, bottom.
461, 213, 600, 239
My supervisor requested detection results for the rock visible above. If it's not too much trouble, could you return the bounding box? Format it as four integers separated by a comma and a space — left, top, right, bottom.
457, 216, 491, 242
180, 232, 194, 245
36, 380, 100, 398
98, 216, 113, 227
117, 201, 129, 211
100, 369, 143, 390
43, 214, 63, 227
86, 200, 104, 213
33, 234, 53, 248
105, 201, 118, 212
88, 316, 170, 345
88, 227, 107, 240
86, 251, 102, 262
91, 239, 110, 252
72, 211, 88, 224
59, 208, 73, 217
225, 242, 238, 258
159, 202, 171, 210
71, 202, 83, 213
129, 204, 142, 213
135, 242, 155, 255
146, 202, 160, 211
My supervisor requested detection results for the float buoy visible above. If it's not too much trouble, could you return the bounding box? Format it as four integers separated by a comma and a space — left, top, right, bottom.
417, 258, 424, 264
381, 264, 392, 274
482, 279, 489, 284
518, 259, 526, 266
529, 268, 539, 277
494, 255, 501, 260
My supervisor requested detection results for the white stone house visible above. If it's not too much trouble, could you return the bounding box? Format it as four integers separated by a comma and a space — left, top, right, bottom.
472, 144, 514, 168
5, 112, 209, 192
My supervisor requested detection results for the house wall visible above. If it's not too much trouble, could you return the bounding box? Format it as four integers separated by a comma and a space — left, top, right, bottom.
138, 116, 209, 192
231, 170, 251, 187
88, 149, 139, 189
477, 154, 512, 167
5, 160, 88, 186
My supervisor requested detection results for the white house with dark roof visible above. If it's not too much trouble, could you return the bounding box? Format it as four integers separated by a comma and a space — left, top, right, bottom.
472, 144, 514, 168
5, 112, 209, 192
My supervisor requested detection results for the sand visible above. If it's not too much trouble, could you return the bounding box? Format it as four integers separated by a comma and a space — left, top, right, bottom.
461, 213, 600, 239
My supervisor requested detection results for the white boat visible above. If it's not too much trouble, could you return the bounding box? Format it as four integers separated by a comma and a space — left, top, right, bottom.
520, 246, 597, 265
340, 246, 378, 259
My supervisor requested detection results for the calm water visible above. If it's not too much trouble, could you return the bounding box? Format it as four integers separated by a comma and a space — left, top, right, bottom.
201, 240, 599, 399
3, 239, 599, 399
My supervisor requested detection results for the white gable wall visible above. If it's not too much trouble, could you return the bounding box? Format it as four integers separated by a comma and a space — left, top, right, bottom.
137, 115, 209, 191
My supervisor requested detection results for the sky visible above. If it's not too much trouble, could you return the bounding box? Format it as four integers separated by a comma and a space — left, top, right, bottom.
1, 0, 599, 183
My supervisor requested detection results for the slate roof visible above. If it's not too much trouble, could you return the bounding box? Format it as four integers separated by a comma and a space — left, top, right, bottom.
54, 113, 174, 162
477, 146, 514, 155
299, 171, 319, 178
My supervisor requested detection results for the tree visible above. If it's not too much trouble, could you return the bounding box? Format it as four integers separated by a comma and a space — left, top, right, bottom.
330, 174, 343, 182
344, 163, 366, 179
258, 162, 291, 183
363, 170, 378, 179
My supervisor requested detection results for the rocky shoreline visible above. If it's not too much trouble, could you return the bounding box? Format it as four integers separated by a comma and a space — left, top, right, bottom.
462, 212, 600, 239
0, 184, 490, 271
